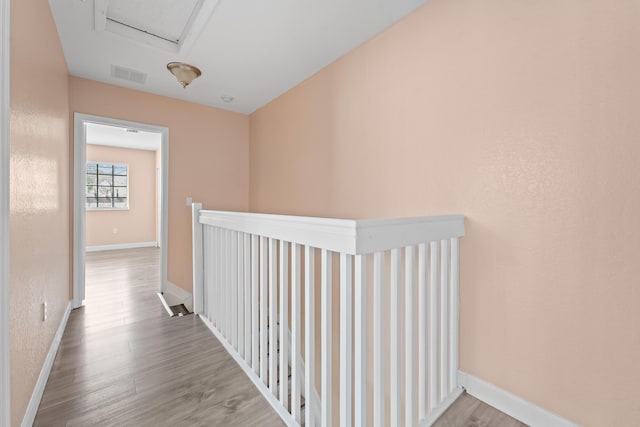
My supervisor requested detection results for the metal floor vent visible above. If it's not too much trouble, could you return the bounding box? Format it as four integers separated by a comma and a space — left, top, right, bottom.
157, 292, 193, 317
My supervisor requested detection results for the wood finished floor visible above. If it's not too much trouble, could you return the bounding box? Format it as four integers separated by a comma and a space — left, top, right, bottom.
34, 248, 284, 427
34, 247, 526, 427
433, 393, 528, 427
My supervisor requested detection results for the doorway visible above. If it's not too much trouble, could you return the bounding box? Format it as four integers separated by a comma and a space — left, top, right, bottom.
73, 113, 169, 308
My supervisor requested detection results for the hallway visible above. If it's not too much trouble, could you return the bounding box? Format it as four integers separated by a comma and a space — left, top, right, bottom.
33, 248, 284, 426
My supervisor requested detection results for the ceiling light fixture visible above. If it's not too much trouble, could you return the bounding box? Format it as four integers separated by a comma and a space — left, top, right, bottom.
167, 62, 202, 88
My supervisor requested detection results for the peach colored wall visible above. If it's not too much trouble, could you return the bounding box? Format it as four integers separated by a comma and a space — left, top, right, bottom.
9, 0, 70, 424
249, 1, 640, 425
70, 77, 249, 292
86, 145, 156, 247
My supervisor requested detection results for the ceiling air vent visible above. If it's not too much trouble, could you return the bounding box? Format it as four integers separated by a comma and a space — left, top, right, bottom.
110, 65, 147, 84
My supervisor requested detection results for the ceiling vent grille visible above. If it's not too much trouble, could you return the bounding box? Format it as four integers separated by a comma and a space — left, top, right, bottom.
110, 65, 147, 84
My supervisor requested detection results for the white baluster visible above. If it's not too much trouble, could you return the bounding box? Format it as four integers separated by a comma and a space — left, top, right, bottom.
390, 248, 401, 426
429, 241, 440, 410
260, 236, 268, 383
269, 238, 278, 393
418, 243, 428, 421
251, 234, 259, 374
212, 227, 219, 327
405, 246, 416, 427
321, 249, 332, 427
354, 255, 366, 427
305, 246, 316, 427
373, 251, 385, 427
238, 232, 244, 358
209, 228, 214, 320
291, 244, 302, 423
340, 252, 352, 427
222, 229, 228, 338
450, 238, 459, 393
231, 231, 238, 350
440, 239, 450, 399
279, 241, 289, 409
202, 226, 209, 318
244, 233, 251, 365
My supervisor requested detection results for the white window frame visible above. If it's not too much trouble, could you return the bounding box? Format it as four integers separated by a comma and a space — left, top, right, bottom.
85, 161, 130, 211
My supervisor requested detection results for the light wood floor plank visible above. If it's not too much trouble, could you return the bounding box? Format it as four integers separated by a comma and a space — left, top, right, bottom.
34, 248, 284, 427
432, 391, 529, 427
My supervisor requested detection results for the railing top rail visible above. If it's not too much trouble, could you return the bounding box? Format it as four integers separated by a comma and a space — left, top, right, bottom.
198, 209, 464, 255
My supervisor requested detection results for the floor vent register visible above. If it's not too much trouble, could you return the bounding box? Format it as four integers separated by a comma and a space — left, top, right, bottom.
156, 292, 193, 317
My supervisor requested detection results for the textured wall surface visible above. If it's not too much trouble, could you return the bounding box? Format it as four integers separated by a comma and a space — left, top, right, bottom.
9, 0, 70, 424
249, 1, 640, 425
70, 77, 250, 292
86, 145, 157, 247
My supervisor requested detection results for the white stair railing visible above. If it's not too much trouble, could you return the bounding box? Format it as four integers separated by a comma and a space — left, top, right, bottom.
192, 204, 465, 427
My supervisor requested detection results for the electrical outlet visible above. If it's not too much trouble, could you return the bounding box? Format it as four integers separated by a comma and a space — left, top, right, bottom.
42, 302, 47, 322
113, 227, 118, 234
186, 196, 193, 207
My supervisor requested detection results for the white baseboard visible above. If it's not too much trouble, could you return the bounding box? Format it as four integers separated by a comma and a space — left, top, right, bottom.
21, 301, 72, 427
86, 241, 158, 252
163, 281, 193, 312
458, 371, 581, 427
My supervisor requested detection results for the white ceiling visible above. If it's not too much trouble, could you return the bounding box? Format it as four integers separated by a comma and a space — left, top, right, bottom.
49, 0, 427, 114
86, 122, 161, 151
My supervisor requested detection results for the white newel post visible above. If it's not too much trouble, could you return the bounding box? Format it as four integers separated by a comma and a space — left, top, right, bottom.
192, 202, 204, 315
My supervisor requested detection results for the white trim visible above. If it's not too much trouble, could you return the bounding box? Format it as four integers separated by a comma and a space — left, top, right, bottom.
163, 281, 193, 312
0, 0, 10, 423
73, 113, 169, 308
156, 292, 175, 317
20, 302, 72, 427
199, 315, 298, 426
198, 210, 465, 255
73, 116, 87, 308
85, 241, 158, 252
458, 371, 582, 427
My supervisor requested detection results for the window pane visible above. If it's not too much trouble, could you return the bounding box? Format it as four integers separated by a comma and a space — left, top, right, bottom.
98, 175, 112, 186
86, 185, 96, 197
98, 164, 112, 175
85, 197, 97, 208
113, 165, 127, 176
98, 198, 112, 208
113, 187, 127, 198
98, 186, 112, 197
114, 175, 127, 186
87, 163, 98, 174
114, 198, 127, 209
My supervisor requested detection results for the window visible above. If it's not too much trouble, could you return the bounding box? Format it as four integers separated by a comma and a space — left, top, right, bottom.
86, 162, 129, 209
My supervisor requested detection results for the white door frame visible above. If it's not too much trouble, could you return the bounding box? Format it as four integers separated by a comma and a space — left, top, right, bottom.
156, 167, 161, 247
73, 113, 169, 308
0, 0, 10, 424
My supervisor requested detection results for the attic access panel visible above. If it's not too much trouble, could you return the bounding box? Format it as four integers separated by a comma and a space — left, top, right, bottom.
108, 0, 199, 43
94, 0, 219, 53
